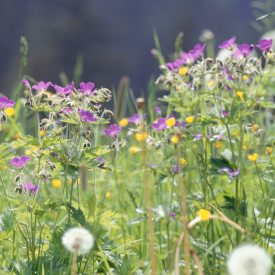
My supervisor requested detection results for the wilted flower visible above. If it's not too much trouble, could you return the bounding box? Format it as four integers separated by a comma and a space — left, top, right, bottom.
257, 39, 272, 51
227, 244, 272, 275
218, 167, 240, 177
0, 97, 15, 110
152, 118, 167, 130
32, 81, 52, 93
9, 155, 31, 169
78, 109, 98, 123
78, 82, 96, 96
128, 113, 146, 125
248, 153, 258, 162
219, 36, 236, 50
62, 227, 94, 254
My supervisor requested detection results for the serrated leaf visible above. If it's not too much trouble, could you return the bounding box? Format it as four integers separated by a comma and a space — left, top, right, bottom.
0, 208, 15, 235
13, 135, 40, 148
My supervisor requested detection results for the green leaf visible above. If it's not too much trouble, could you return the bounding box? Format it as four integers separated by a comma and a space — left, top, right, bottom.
260, 100, 275, 109
257, 11, 275, 20
209, 157, 234, 171
0, 208, 15, 235
0, 143, 13, 165
12, 135, 40, 148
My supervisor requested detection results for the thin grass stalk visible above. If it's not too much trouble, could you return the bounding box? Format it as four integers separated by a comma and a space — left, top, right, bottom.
141, 117, 156, 274
189, 248, 204, 275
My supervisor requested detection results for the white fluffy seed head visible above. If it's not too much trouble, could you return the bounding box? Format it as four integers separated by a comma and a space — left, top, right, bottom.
227, 244, 272, 275
62, 227, 94, 254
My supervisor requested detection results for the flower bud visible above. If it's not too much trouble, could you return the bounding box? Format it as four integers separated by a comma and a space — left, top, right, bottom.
49, 163, 57, 171
80, 131, 86, 138
136, 98, 145, 110
14, 185, 22, 194
89, 99, 98, 106
83, 140, 91, 148
14, 173, 22, 183
254, 101, 260, 111
39, 169, 51, 179
105, 109, 113, 117
49, 112, 57, 120
2, 114, 7, 122
24, 100, 32, 107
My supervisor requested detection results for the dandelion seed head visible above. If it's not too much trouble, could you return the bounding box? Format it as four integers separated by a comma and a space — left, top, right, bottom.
62, 227, 94, 255
227, 244, 271, 275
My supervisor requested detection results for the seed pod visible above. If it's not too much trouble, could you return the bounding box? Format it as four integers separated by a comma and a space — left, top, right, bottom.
49, 163, 57, 171
49, 112, 57, 120
2, 114, 7, 122
83, 140, 91, 148
105, 109, 113, 117
24, 100, 32, 107
14, 173, 22, 183
14, 185, 23, 194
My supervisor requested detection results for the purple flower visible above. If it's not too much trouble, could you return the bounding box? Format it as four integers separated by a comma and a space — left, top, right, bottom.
196, 196, 204, 201
172, 165, 181, 174
32, 81, 52, 93
237, 44, 255, 57
232, 48, 243, 60
222, 67, 234, 81
151, 118, 167, 130
0, 97, 15, 110
155, 107, 161, 114
180, 52, 197, 64
150, 163, 157, 168
9, 155, 31, 169
51, 151, 59, 157
218, 36, 236, 50
170, 212, 176, 218
22, 79, 29, 87
95, 158, 105, 162
221, 110, 229, 116
62, 108, 73, 114
78, 109, 98, 123
193, 134, 202, 140
102, 124, 123, 137
207, 133, 211, 139
52, 84, 72, 97
78, 82, 96, 96
22, 183, 41, 194
65, 153, 71, 159
181, 122, 187, 128
174, 121, 180, 127
189, 43, 206, 56
128, 113, 146, 125
218, 167, 240, 177
257, 39, 272, 51
166, 59, 182, 71
216, 135, 226, 141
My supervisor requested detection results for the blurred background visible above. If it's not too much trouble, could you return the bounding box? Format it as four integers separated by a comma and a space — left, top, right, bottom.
0, 0, 275, 100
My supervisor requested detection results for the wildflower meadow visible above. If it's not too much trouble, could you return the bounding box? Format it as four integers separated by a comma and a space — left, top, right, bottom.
2, 19, 275, 275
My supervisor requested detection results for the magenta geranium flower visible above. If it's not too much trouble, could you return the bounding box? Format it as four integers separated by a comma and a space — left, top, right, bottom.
95, 158, 105, 162
22, 79, 29, 87
170, 212, 176, 218
257, 39, 273, 51
232, 48, 243, 60
218, 167, 240, 177
128, 113, 146, 125
151, 118, 167, 130
237, 44, 255, 57
216, 134, 226, 141
78, 82, 96, 96
0, 97, 15, 110
32, 81, 52, 93
22, 183, 41, 194
102, 124, 123, 137
78, 109, 98, 122
189, 43, 206, 56
52, 84, 72, 97
218, 36, 236, 50
172, 165, 181, 174
9, 155, 31, 169
221, 110, 229, 116
181, 52, 197, 64
155, 107, 161, 114
166, 59, 182, 71
62, 108, 73, 114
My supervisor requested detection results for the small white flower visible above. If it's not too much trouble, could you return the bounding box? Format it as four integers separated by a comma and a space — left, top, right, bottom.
62, 227, 94, 254
227, 244, 272, 275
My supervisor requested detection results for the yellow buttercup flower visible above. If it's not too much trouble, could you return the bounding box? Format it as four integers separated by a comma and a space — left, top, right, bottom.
13, 133, 21, 139
40, 130, 45, 137
179, 158, 187, 165
186, 116, 194, 123
177, 86, 182, 91
25, 149, 32, 155
166, 117, 175, 127
179, 66, 189, 75
243, 75, 248, 80
243, 145, 247, 150
4, 107, 15, 116
46, 91, 52, 96
208, 79, 215, 87
248, 153, 258, 162
265, 147, 273, 155
233, 132, 238, 136
129, 146, 139, 154
106, 192, 111, 199
119, 118, 128, 127
13, 145, 19, 149
52, 179, 62, 188
2, 166, 7, 170
215, 141, 223, 148
198, 209, 210, 221
251, 124, 259, 131
236, 91, 243, 100
171, 135, 180, 144
135, 132, 148, 141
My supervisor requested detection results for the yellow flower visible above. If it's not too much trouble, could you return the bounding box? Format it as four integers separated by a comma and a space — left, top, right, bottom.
215, 141, 223, 148
31, 147, 38, 152
186, 116, 194, 123
236, 91, 243, 100
135, 132, 148, 141
265, 147, 273, 155
248, 153, 258, 162
13, 145, 19, 149
179, 66, 189, 75
2, 166, 7, 170
52, 179, 62, 188
119, 118, 128, 127
166, 117, 175, 127
243, 75, 249, 80
129, 146, 139, 154
179, 158, 187, 165
25, 149, 32, 155
243, 145, 247, 150
233, 132, 238, 136
208, 79, 215, 87
198, 209, 210, 221
171, 135, 180, 144
13, 133, 21, 139
179, 217, 188, 223
251, 124, 259, 131
106, 192, 111, 199
46, 91, 52, 96
24, 89, 29, 95
177, 86, 182, 91
40, 130, 45, 137
4, 107, 15, 116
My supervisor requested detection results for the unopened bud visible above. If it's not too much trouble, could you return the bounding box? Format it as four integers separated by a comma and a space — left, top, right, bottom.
49, 163, 57, 171
136, 98, 145, 110
14, 185, 22, 194
83, 140, 91, 148
49, 112, 57, 120
105, 109, 113, 117
89, 99, 98, 106
14, 173, 22, 183
39, 169, 51, 179
2, 114, 7, 122
254, 101, 260, 111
